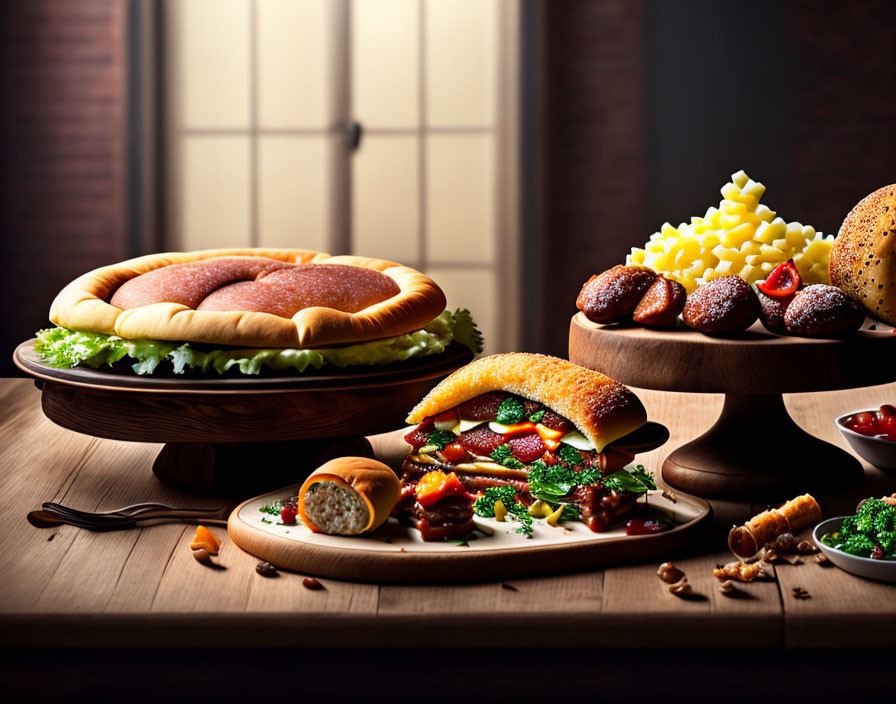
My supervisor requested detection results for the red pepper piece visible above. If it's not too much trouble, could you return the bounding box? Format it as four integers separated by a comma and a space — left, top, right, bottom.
440, 442, 470, 463
415, 470, 470, 506
757, 259, 800, 298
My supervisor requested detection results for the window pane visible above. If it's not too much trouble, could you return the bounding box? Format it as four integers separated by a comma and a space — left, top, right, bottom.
425, 0, 497, 127
426, 267, 497, 354
352, 0, 419, 129
426, 134, 494, 262
258, 136, 329, 251
257, 0, 329, 129
180, 137, 251, 249
352, 136, 419, 263
173, 0, 250, 128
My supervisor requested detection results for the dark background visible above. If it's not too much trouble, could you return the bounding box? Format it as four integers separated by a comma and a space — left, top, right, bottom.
2, 0, 896, 373
522, 0, 896, 355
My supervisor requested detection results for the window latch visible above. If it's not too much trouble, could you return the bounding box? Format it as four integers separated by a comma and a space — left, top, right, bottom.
348, 121, 363, 151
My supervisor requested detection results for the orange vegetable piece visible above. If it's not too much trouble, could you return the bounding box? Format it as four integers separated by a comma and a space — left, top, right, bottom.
415, 470, 468, 507
190, 525, 220, 554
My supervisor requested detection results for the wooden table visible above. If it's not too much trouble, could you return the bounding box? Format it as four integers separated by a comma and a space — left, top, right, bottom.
1, 377, 894, 650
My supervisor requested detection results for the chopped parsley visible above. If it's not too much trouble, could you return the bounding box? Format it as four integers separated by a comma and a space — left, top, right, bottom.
260, 517, 274, 525
527, 459, 601, 501
490, 444, 526, 469
602, 465, 655, 494
425, 428, 457, 450
473, 486, 534, 538
556, 444, 584, 467
259, 501, 285, 516
496, 396, 526, 424
528, 409, 546, 423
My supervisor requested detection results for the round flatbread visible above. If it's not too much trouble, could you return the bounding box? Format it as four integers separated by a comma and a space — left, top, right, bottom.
49, 248, 447, 348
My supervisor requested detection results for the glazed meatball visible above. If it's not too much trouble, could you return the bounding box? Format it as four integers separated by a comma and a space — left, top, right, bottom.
784, 284, 864, 337
632, 276, 687, 327
682, 275, 760, 334
758, 290, 793, 335
577, 265, 657, 324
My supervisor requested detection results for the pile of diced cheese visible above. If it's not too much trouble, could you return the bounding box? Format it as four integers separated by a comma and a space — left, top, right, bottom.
627, 170, 833, 293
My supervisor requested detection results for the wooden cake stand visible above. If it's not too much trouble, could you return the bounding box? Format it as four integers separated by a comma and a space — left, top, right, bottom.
568, 312, 896, 499
14, 340, 472, 494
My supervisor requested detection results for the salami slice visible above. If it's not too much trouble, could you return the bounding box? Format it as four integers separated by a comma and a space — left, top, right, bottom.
456, 392, 507, 421
459, 425, 505, 456
538, 409, 574, 433
507, 431, 547, 464
404, 420, 433, 449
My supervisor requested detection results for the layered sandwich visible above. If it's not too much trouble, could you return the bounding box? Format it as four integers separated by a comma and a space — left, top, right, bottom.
35, 248, 481, 375
395, 353, 659, 540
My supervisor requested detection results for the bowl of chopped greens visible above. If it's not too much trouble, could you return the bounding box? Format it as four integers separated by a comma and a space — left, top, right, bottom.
814, 497, 896, 583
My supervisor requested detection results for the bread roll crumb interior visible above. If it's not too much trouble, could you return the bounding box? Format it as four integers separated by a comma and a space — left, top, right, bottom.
303, 481, 370, 535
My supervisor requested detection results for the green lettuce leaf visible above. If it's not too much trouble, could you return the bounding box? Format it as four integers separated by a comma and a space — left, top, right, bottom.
34, 308, 482, 376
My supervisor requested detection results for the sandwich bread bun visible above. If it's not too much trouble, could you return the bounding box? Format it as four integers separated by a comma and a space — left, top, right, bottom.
405, 353, 647, 452
829, 184, 896, 325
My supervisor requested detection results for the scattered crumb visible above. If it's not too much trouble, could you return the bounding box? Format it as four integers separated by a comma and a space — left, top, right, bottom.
815, 553, 831, 566
792, 586, 811, 600
713, 560, 769, 582
47, 534, 56, 542
661, 489, 678, 504
669, 578, 691, 596
255, 561, 278, 577
719, 580, 737, 596
657, 562, 685, 584
192, 548, 213, 565
303, 577, 324, 590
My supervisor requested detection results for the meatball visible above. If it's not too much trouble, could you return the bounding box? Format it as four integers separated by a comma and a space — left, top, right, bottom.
632, 276, 687, 327
784, 284, 864, 337
758, 290, 793, 335
682, 275, 760, 334
577, 265, 657, 324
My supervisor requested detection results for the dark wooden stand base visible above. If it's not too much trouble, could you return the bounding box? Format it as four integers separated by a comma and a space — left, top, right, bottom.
568, 313, 895, 500
14, 340, 473, 496
661, 393, 863, 499
152, 437, 374, 494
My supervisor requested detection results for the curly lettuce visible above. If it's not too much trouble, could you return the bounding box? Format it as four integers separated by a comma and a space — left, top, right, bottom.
34, 309, 482, 376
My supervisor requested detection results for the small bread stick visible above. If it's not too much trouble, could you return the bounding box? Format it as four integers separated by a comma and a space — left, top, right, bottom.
728, 494, 821, 559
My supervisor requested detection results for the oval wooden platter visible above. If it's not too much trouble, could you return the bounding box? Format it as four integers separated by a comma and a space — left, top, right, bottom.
227, 485, 711, 584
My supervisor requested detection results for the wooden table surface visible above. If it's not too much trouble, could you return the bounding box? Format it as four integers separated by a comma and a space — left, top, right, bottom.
1, 377, 894, 649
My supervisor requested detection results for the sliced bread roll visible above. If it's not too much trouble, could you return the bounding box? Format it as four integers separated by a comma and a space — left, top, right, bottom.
829, 183, 896, 325
405, 353, 647, 452
298, 457, 400, 535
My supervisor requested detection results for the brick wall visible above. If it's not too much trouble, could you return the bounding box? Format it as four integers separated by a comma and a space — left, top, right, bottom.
0, 0, 127, 374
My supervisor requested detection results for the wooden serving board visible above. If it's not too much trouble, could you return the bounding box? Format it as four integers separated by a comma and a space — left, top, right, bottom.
228, 485, 711, 583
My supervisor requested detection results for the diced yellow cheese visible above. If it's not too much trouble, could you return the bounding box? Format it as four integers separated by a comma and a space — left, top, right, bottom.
624, 171, 833, 290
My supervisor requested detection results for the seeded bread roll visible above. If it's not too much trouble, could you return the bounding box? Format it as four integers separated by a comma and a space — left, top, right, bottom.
405, 353, 647, 452
829, 183, 896, 325
49, 249, 446, 349
298, 457, 400, 535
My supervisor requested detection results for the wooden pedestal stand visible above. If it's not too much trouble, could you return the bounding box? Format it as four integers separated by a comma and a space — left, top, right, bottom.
569, 313, 896, 499
14, 341, 472, 494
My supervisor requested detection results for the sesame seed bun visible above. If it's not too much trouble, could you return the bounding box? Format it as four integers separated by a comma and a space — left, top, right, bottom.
829, 184, 896, 325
